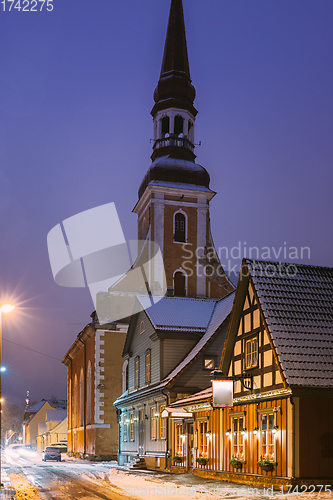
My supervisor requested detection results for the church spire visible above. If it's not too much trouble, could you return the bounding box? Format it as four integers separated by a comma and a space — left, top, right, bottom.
151, 0, 197, 162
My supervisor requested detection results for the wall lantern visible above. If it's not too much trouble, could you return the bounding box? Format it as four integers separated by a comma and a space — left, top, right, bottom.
125, 419, 130, 423
253, 427, 259, 435
205, 431, 212, 438
226, 429, 231, 436
154, 412, 159, 418
180, 433, 185, 439
241, 428, 247, 436
273, 425, 279, 434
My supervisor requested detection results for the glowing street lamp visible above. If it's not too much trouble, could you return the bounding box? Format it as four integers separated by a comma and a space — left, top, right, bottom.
0, 303, 14, 489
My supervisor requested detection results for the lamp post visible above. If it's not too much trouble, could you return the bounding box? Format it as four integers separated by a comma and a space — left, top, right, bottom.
0, 304, 14, 489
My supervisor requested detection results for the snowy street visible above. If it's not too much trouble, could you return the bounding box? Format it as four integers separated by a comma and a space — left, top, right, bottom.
3, 453, 332, 500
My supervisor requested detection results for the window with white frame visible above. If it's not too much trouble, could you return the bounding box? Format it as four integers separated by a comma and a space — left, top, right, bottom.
245, 336, 258, 369
129, 412, 134, 441
260, 413, 275, 461
160, 405, 166, 439
198, 421, 208, 457
175, 423, 184, 457
231, 416, 245, 461
134, 357, 140, 389
150, 406, 156, 439
123, 414, 128, 442
145, 349, 151, 385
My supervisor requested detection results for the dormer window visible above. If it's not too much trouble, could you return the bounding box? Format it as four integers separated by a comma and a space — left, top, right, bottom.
161, 116, 170, 137
174, 212, 186, 243
174, 115, 184, 136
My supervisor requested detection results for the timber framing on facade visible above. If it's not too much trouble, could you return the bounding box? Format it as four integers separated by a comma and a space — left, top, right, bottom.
165, 259, 333, 486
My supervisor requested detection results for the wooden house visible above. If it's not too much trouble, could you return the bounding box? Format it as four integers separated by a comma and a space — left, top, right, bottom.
114, 292, 235, 469
166, 259, 333, 486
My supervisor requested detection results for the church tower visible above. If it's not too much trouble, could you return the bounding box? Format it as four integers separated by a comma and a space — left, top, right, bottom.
133, 0, 233, 299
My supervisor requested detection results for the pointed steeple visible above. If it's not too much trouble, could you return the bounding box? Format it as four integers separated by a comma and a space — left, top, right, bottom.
152, 0, 197, 119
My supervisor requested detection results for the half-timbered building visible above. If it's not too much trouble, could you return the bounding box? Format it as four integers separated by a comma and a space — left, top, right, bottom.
166, 259, 333, 486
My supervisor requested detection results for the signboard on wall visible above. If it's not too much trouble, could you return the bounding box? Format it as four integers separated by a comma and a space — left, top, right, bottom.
212, 380, 233, 407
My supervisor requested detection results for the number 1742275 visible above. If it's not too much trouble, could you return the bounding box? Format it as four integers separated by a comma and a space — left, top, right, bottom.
1, 0, 53, 11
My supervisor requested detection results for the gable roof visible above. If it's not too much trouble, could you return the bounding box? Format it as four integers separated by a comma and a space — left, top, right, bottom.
46, 409, 67, 422
123, 295, 219, 357
231, 259, 333, 388
115, 291, 235, 406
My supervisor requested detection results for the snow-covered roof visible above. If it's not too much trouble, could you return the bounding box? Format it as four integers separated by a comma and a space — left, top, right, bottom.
115, 291, 235, 406
46, 409, 67, 422
142, 296, 219, 333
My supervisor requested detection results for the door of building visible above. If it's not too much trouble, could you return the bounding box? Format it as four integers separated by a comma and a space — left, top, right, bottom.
139, 410, 145, 457
187, 423, 194, 470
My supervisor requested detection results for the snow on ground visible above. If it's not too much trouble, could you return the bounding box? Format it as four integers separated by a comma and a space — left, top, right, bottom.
8, 473, 42, 500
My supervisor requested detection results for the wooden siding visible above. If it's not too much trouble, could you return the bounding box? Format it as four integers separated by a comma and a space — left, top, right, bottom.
128, 311, 160, 393
176, 322, 229, 389
162, 338, 197, 379
298, 397, 333, 478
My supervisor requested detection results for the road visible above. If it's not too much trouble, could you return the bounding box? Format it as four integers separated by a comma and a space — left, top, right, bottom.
3, 452, 132, 500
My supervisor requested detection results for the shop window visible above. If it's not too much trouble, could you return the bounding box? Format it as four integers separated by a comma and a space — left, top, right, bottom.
175, 423, 184, 456
199, 421, 208, 457
145, 349, 151, 385
160, 405, 166, 439
174, 212, 186, 243
245, 336, 258, 369
174, 115, 184, 136
260, 414, 275, 461
150, 406, 156, 439
134, 357, 140, 389
232, 417, 245, 460
174, 271, 186, 297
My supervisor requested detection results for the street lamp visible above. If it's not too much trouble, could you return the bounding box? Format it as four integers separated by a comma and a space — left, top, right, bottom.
0, 304, 14, 489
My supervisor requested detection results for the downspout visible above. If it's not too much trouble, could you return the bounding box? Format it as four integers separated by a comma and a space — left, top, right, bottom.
290, 396, 295, 478
161, 389, 169, 469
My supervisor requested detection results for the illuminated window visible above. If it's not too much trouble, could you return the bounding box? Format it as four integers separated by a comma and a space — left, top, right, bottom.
231, 417, 245, 460
150, 406, 156, 439
79, 368, 84, 427
160, 405, 166, 439
260, 414, 275, 461
199, 421, 208, 457
145, 349, 151, 385
129, 412, 134, 442
175, 423, 184, 457
134, 357, 140, 389
245, 337, 258, 369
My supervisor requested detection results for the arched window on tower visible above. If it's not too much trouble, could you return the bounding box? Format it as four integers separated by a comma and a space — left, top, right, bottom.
174, 212, 186, 243
161, 116, 170, 137
86, 361, 92, 425
174, 271, 186, 297
188, 120, 194, 142
174, 115, 184, 136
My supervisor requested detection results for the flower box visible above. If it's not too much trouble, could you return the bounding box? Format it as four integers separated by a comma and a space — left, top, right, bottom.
172, 456, 183, 463
196, 457, 208, 466
229, 459, 244, 469
257, 460, 275, 472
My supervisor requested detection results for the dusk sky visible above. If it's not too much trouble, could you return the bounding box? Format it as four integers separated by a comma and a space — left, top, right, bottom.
0, 0, 332, 405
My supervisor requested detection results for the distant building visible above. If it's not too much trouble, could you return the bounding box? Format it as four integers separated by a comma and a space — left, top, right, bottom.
36, 409, 67, 452
22, 399, 66, 447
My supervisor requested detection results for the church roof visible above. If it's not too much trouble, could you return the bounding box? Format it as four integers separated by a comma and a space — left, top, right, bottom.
138, 156, 211, 199
246, 259, 333, 388
152, 0, 197, 117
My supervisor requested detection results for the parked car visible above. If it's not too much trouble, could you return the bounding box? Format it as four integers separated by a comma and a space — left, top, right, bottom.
42, 446, 61, 462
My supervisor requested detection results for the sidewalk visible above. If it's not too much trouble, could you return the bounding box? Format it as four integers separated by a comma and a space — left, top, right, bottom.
1, 461, 16, 499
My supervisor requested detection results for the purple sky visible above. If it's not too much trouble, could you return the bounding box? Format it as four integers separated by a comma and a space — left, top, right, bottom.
0, 0, 332, 405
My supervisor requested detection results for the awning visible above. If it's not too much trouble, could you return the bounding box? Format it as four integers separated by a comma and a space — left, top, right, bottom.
161, 407, 193, 418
